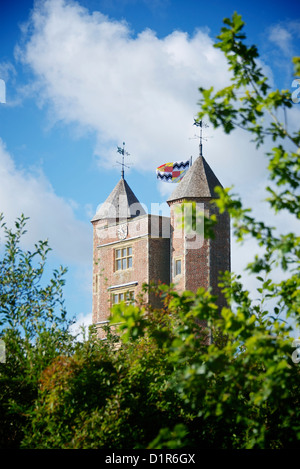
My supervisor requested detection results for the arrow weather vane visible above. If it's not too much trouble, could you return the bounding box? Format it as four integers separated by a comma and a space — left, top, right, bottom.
116, 142, 131, 179
193, 119, 209, 158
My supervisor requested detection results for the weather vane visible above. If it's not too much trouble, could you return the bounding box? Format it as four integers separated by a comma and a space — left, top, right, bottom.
193, 119, 209, 157
116, 142, 131, 179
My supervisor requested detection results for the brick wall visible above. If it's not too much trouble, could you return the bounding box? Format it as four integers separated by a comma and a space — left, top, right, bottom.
169, 198, 230, 310
148, 236, 170, 308
92, 214, 171, 334
169, 201, 185, 293
209, 204, 231, 309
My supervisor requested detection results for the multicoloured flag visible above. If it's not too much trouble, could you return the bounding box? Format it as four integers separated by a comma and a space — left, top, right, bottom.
156, 158, 191, 183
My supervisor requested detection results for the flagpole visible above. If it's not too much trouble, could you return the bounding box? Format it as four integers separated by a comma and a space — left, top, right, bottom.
116, 142, 130, 179
193, 119, 208, 158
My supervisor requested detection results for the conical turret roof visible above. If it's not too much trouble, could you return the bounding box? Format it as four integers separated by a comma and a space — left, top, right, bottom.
91, 178, 146, 222
167, 155, 222, 204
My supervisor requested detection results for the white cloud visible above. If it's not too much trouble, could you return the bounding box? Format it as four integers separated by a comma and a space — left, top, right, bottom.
268, 20, 300, 56
18, 0, 297, 201
17, 0, 230, 172
17, 0, 286, 206
268, 25, 293, 55
0, 138, 91, 265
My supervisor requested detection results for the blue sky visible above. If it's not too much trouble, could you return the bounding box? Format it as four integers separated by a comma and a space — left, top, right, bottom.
0, 0, 299, 332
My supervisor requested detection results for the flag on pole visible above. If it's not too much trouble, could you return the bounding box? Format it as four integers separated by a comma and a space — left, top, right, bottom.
156, 158, 191, 183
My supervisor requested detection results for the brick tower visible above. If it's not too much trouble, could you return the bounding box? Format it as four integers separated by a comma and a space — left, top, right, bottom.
91, 152, 230, 336
167, 155, 230, 309
91, 175, 170, 335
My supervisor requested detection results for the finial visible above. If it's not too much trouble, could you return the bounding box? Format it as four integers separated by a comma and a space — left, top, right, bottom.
117, 142, 130, 179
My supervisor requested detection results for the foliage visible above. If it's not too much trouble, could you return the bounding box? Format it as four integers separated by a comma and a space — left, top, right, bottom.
21, 282, 300, 449
22, 320, 190, 449
0, 214, 74, 448
197, 11, 300, 330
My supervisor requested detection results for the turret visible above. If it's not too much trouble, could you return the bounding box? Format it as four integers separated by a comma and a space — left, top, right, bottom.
167, 155, 230, 309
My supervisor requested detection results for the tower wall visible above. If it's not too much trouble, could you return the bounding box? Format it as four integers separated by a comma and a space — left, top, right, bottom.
169, 200, 185, 293
184, 199, 211, 294
92, 213, 170, 335
92, 215, 150, 329
148, 236, 171, 308
169, 197, 230, 309
209, 204, 231, 309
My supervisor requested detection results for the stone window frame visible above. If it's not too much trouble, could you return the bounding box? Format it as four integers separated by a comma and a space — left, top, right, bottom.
115, 245, 133, 271
93, 273, 99, 294
111, 289, 135, 306
174, 258, 182, 277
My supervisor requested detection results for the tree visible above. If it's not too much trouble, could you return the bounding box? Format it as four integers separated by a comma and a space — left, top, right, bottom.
0, 214, 74, 448
21, 322, 189, 449
196, 12, 300, 334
